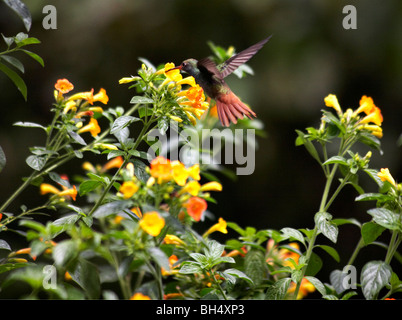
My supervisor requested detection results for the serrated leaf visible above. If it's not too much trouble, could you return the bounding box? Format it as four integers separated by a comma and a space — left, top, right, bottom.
244, 249, 267, 286
314, 212, 338, 243
205, 240, 225, 259
305, 276, 326, 296
361, 261, 392, 300
265, 277, 292, 300
367, 208, 400, 231
280, 227, 306, 246
179, 262, 202, 274
0, 61, 27, 100
223, 268, 254, 285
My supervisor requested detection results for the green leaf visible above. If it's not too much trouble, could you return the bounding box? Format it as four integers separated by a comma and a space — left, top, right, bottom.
1, 54, 24, 73
361, 261, 392, 300
148, 247, 170, 271
223, 268, 254, 285
304, 252, 323, 277
361, 221, 385, 245
0, 239, 11, 251
13, 121, 47, 132
314, 212, 338, 243
179, 262, 202, 274
280, 227, 306, 246
92, 200, 129, 219
110, 115, 139, 134
356, 193, 392, 202
315, 245, 340, 262
323, 156, 348, 166
68, 130, 87, 145
305, 276, 326, 296
79, 180, 103, 196
205, 240, 225, 259
265, 277, 292, 300
367, 208, 400, 231
0, 145, 6, 173
21, 49, 44, 67
295, 130, 321, 163
244, 249, 267, 286
130, 96, 154, 104
26, 154, 46, 171
52, 240, 78, 267
68, 258, 101, 299
0, 61, 27, 100
3, 0, 32, 31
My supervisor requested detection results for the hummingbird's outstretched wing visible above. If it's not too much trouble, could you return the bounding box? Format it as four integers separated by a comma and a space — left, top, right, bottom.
218, 35, 272, 79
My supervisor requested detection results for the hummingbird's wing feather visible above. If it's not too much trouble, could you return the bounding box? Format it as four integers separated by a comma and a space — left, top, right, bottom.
219, 35, 272, 79
197, 58, 222, 78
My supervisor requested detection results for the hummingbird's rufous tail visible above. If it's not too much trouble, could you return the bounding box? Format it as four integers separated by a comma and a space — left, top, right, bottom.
215, 91, 256, 127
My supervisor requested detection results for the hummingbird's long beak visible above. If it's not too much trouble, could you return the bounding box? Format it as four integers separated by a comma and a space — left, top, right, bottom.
166, 65, 182, 73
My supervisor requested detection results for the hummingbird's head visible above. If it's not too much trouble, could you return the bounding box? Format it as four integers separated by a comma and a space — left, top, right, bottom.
167, 59, 199, 77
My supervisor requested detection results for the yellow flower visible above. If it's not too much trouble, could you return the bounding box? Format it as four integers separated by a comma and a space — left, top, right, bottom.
203, 217, 228, 237
63, 100, 77, 114
176, 76, 197, 87
200, 181, 222, 192
130, 293, 151, 300
163, 62, 183, 82
161, 255, 180, 276
171, 160, 189, 186
77, 118, 101, 137
169, 115, 183, 123
130, 207, 143, 219
179, 180, 201, 196
139, 211, 165, 237
378, 168, 396, 187
93, 88, 109, 104
68, 89, 94, 104
359, 106, 383, 126
353, 95, 377, 116
358, 124, 383, 138
164, 234, 185, 246
119, 181, 139, 199
324, 94, 342, 114
119, 77, 136, 84
40, 183, 77, 201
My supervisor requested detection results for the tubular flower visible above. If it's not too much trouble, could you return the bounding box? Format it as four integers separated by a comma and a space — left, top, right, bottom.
77, 118, 101, 137
179, 180, 201, 196
40, 183, 77, 201
287, 278, 316, 300
55, 79, 74, 94
150, 156, 173, 184
200, 181, 223, 192
183, 196, 207, 222
353, 95, 377, 116
164, 234, 185, 246
179, 85, 209, 119
324, 94, 342, 115
357, 124, 383, 138
102, 156, 124, 172
378, 168, 396, 187
359, 105, 383, 126
130, 293, 151, 300
130, 207, 142, 219
171, 161, 200, 186
203, 217, 228, 237
139, 211, 165, 237
63, 100, 77, 114
161, 254, 180, 276
68, 88, 94, 104
119, 181, 139, 199
93, 88, 109, 104
278, 243, 300, 269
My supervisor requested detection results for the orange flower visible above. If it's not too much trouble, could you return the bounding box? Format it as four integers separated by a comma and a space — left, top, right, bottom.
40, 183, 77, 201
102, 156, 124, 172
354, 96, 383, 126
183, 196, 207, 221
150, 156, 173, 184
68, 88, 94, 104
161, 254, 179, 276
77, 118, 101, 137
55, 79, 74, 94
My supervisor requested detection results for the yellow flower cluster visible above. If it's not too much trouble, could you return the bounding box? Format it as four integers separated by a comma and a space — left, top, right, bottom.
324, 94, 383, 138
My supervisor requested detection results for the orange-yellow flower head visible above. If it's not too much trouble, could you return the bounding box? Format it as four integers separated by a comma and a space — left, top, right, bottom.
288, 278, 316, 300
324, 94, 342, 115
183, 196, 207, 222
203, 217, 228, 237
130, 293, 151, 300
40, 183, 77, 201
77, 118, 101, 137
119, 181, 139, 199
93, 88, 109, 105
139, 211, 165, 237
378, 168, 396, 187
55, 79, 74, 94
68, 88, 94, 104
149, 156, 173, 184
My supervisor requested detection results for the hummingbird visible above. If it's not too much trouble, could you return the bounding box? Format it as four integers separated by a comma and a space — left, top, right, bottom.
168, 35, 272, 127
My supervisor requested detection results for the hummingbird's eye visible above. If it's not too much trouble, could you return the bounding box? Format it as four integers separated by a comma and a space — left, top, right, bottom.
181, 62, 187, 68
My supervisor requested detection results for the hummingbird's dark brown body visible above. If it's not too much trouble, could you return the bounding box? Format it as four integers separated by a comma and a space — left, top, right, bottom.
170, 35, 272, 126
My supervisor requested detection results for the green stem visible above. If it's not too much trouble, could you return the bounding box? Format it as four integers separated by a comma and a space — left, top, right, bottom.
347, 237, 365, 266
210, 268, 228, 300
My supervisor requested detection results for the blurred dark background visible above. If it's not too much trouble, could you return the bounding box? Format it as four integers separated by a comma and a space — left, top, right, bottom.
1, 0, 402, 288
